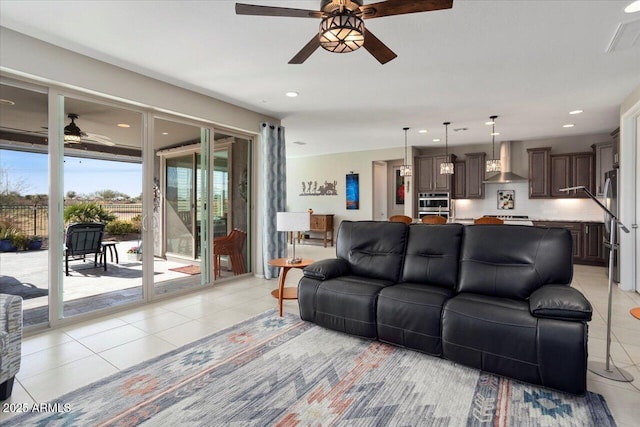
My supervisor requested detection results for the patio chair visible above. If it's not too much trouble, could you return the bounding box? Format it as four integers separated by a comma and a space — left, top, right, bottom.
213, 229, 246, 279
0, 293, 22, 400
64, 222, 106, 276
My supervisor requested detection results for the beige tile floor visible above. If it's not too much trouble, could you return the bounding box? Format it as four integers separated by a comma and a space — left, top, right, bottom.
1, 243, 639, 426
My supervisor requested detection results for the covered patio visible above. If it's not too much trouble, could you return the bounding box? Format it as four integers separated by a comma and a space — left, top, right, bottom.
0, 240, 236, 328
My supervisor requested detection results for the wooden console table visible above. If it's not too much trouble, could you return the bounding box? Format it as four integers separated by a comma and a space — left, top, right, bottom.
298, 214, 334, 247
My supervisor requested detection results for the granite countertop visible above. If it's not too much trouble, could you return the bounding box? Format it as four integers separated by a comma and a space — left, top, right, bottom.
452, 218, 604, 224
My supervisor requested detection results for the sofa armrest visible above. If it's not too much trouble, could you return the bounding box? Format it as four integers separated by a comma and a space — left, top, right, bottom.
529, 285, 592, 321
0, 294, 23, 383
303, 259, 350, 281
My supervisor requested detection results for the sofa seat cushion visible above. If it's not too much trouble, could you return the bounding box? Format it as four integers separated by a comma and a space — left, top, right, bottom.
315, 275, 392, 339
377, 283, 454, 356
442, 293, 541, 386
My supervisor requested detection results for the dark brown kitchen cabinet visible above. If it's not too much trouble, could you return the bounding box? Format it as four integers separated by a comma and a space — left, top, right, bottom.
528, 147, 551, 198
592, 139, 615, 196
533, 221, 605, 266
550, 155, 571, 197
550, 152, 594, 198
583, 222, 605, 263
452, 161, 466, 199
415, 154, 455, 193
464, 152, 485, 199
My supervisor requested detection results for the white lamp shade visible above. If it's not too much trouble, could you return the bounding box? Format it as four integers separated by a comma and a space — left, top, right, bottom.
276, 212, 310, 232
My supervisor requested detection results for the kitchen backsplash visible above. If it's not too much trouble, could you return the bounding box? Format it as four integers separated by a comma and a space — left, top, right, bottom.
452, 182, 604, 221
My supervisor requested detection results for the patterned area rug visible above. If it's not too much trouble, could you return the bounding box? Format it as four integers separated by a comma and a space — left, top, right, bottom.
3, 311, 615, 426
168, 265, 200, 275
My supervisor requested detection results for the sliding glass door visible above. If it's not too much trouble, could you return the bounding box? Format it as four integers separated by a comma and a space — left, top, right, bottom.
61, 96, 144, 319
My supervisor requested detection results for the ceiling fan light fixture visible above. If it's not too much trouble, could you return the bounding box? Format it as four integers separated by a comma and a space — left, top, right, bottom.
64, 113, 82, 143
319, 11, 364, 53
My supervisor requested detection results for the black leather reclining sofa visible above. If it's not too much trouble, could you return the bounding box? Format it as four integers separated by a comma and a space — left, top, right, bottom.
298, 221, 593, 395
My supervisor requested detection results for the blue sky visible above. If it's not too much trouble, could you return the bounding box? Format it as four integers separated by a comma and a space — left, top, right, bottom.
0, 150, 142, 197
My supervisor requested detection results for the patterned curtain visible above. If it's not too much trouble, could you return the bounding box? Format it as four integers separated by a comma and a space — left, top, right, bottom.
261, 123, 287, 279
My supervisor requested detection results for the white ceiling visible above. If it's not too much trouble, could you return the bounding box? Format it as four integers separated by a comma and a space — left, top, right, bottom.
1, 1, 639, 157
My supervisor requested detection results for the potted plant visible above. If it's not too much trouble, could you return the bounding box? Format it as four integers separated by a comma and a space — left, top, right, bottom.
28, 236, 43, 250
0, 220, 18, 252
11, 233, 29, 251
127, 245, 142, 261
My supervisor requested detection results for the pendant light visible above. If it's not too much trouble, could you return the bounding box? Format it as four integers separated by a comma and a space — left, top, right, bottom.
485, 115, 501, 173
440, 122, 454, 175
64, 113, 82, 143
399, 127, 412, 177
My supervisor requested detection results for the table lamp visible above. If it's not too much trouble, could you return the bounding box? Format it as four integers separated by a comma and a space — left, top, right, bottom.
277, 212, 310, 264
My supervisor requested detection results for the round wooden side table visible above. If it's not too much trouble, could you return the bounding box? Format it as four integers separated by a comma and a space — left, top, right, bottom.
268, 258, 314, 316
630, 307, 640, 320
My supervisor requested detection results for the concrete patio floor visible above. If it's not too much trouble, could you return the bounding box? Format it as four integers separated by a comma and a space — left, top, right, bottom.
0, 240, 227, 326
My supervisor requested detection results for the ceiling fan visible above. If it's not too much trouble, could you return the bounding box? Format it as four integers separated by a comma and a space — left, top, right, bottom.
64, 114, 115, 146
235, 0, 453, 64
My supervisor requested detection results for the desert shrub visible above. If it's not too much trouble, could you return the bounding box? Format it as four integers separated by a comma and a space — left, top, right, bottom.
105, 220, 139, 235
131, 215, 142, 231
63, 202, 116, 224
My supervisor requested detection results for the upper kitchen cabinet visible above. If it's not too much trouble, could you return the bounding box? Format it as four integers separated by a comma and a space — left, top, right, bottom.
550, 152, 594, 198
416, 154, 455, 193
464, 152, 485, 199
527, 147, 551, 198
592, 129, 618, 196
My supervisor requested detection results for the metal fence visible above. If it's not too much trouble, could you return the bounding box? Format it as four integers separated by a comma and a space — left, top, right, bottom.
0, 204, 143, 237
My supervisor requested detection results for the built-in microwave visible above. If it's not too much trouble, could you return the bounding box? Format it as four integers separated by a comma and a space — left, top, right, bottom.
418, 192, 450, 211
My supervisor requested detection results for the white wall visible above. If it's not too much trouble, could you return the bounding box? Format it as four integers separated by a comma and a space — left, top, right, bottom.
286, 147, 405, 229
619, 84, 640, 292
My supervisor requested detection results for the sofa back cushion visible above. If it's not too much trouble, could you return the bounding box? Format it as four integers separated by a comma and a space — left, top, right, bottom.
337, 221, 408, 282
402, 224, 463, 289
458, 225, 573, 300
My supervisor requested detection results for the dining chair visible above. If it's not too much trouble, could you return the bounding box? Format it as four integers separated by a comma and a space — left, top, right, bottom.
421, 215, 447, 224
474, 216, 504, 224
389, 215, 413, 224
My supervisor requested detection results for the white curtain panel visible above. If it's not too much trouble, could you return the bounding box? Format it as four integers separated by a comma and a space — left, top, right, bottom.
261, 123, 288, 279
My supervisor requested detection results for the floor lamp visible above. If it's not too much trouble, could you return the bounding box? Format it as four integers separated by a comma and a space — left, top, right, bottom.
559, 185, 633, 382
276, 212, 310, 264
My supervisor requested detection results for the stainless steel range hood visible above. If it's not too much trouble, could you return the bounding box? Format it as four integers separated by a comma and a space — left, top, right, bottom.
483, 141, 528, 183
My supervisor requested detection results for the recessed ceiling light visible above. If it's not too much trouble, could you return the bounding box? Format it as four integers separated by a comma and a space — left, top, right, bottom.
485, 121, 495, 125
117, 123, 130, 128
162, 132, 169, 135
569, 110, 583, 115
491, 132, 500, 136
563, 124, 575, 128
418, 129, 428, 134
625, 1, 640, 13
0, 99, 16, 105
433, 138, 441, 142
285, 91, 299, 98
293, 141, 307, 145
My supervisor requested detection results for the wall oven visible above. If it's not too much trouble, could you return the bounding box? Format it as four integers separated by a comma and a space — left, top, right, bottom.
418, 192, 450, 219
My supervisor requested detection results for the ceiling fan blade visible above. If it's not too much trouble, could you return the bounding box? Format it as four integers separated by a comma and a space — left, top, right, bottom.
289, 36, 321, 64
83, 132, 116, 146
236, 3, 322, 18
363, 30, 397, 64
361, 0, 453, 19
